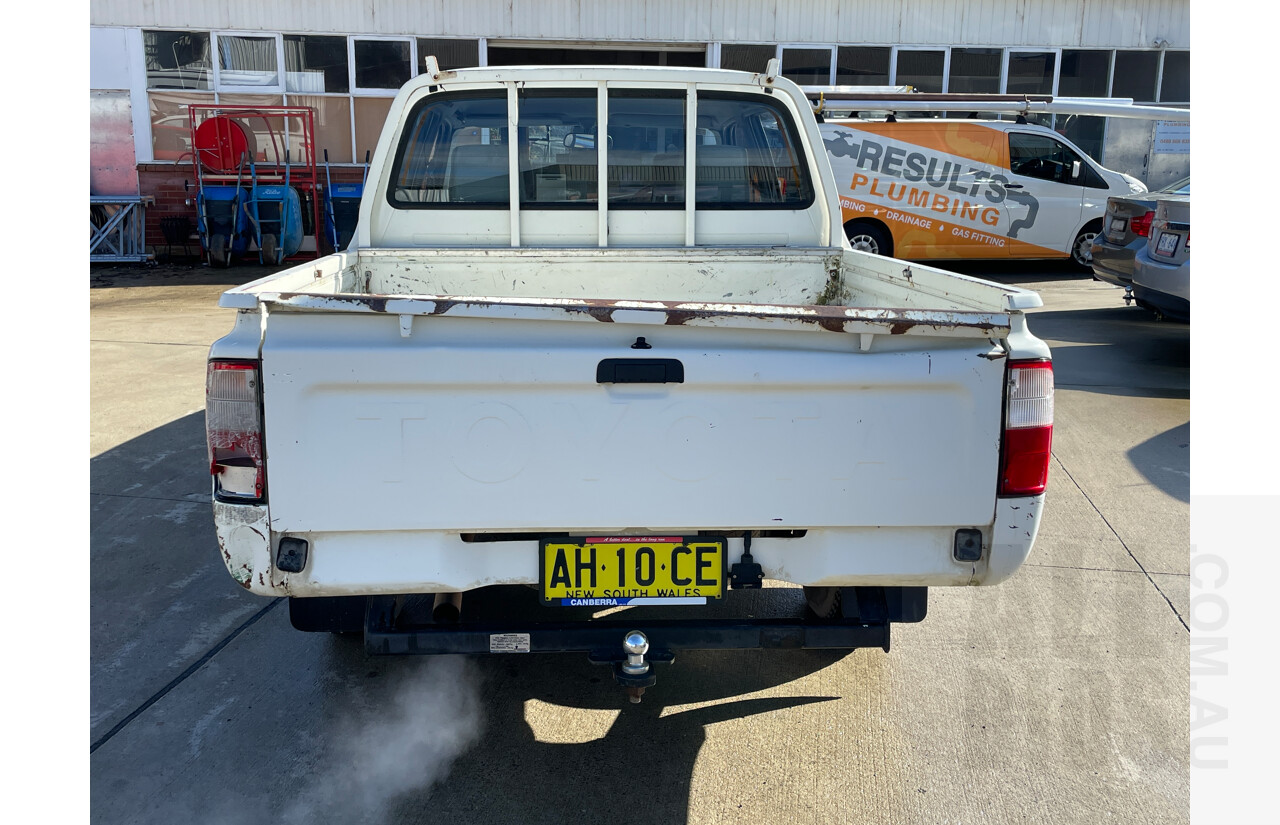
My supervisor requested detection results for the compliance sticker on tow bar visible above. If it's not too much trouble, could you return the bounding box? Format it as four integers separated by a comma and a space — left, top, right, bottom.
489, 633, 531, 653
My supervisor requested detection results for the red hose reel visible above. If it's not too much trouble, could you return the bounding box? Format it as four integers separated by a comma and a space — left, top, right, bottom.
193, 116, 250, 172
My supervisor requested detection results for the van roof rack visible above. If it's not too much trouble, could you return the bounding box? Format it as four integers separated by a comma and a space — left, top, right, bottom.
798, 86, 1189, 122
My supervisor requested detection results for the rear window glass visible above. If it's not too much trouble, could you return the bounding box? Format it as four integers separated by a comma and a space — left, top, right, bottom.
607, 90, 686, 206
520, 92, 599, 206
391, 92, 508, 206
694, 94, 814, 209
389, 89, 814, 210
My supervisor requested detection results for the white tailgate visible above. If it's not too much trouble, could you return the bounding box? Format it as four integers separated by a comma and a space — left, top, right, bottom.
261, 312, 1005, 533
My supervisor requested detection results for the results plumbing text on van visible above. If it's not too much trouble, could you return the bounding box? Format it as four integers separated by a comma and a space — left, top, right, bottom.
824, 127, 1039, 251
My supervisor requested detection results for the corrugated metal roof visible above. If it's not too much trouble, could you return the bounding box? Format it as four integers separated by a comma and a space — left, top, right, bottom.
90, 0, 1189, 49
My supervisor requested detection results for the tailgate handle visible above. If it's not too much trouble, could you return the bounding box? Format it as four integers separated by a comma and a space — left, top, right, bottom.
596, 358, 684, 384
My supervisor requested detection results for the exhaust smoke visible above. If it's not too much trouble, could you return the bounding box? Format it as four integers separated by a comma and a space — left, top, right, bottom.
281, 655, 482, 824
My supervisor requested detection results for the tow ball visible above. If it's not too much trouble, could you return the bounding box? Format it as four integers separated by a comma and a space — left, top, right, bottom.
614, 630, 657, 704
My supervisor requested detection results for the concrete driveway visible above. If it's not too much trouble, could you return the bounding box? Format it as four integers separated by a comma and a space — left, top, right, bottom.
90, 261, 1189, 824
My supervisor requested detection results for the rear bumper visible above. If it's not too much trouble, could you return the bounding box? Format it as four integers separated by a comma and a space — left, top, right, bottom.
1089, 241, 1137, 287
1133, 285, 1190, 322
215, 496, 1044, 597
1133, 251, 1190, 321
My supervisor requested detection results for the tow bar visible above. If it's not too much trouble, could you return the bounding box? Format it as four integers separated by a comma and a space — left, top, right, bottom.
615, 631, 656, 703
361, 587, 928, 703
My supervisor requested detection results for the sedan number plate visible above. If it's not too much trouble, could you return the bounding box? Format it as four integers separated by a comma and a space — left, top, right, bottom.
540, 537, 726, 606
1156, 231, 1179, 257
1110, 217, 1126, 234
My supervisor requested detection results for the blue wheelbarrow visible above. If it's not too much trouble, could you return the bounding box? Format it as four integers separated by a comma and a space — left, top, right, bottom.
322, 150, 369, 253
244, 157, 303, 265
196, 185, 251, 267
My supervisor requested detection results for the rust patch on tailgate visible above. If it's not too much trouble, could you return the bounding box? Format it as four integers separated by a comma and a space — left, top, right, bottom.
268, 292, 1006, 336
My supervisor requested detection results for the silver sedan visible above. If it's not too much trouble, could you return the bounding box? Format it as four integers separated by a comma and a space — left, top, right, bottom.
1091, 176, 1190, 295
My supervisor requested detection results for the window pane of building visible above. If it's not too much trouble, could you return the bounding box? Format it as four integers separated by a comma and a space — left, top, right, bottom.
1160, 51, 1190, 102
284, 35, 349, 93
720, 44, 776, 73
896, 50, 944, 93
218, 35, 279, 87
288, 94, 353, 163
355, 40, 412, 90
148, 91, 210, 160
417, 39, 480, 72
144, 30, 211, 90
1058, 50, 1110, 97
836, 47, 890, 85
354, 97, 395, 160
215, 94, 286, 161
1007, 51, 1055, 95
660, 51, 706, 68
1059, 114, 1106, 162
948, 48, 1002, 93
781, 48, 831, 85
1112, 51, 1159, 102
488, 46, 703, 67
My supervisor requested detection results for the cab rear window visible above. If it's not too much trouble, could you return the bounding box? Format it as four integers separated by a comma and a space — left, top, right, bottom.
388, 89, 814, 210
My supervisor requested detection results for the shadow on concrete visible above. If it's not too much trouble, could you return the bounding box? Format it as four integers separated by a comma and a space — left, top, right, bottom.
939, 259, 1089, 280
1126, 422, 1191, 503
91, 410, 855, 825
90, 410, 209, 499
1022, 305, 1188, 347
1015, 306, 1189, 400
91, 262, 282, 290
90, 412, 264, 744
362, 644, 849, 825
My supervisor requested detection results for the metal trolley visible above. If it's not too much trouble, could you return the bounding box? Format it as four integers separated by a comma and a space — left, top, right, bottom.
186, 104, 324, 266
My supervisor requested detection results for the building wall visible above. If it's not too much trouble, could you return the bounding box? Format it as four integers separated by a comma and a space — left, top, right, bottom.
90, 0, 1190, 254
89, 0, 1189, 48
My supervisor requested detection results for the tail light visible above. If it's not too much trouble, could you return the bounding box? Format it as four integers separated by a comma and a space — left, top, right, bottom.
206, 360, 265, 501
999, 360, 1053, 496
1130, 210, 1154, 237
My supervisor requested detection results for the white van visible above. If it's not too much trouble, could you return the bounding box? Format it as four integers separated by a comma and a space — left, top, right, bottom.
820, 118, 1147, 265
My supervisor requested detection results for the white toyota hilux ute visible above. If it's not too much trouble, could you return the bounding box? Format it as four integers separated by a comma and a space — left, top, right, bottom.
207, 62, 1052, 699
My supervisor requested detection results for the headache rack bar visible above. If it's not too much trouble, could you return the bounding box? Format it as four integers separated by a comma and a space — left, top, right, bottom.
800, 88, 1190, 122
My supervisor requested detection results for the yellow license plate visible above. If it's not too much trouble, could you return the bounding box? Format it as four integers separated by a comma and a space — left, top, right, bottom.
540, 537, 726, 606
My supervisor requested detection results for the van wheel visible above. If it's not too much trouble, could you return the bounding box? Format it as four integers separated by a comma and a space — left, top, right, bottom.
845, 221, 892, 257
1071, 221, 1102, 269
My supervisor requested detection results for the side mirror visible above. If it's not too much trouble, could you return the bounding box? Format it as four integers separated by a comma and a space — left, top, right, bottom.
1072, 160, 1082, 180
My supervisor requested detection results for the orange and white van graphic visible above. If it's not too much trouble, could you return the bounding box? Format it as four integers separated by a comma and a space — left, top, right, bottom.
821, 120, 1107, 260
